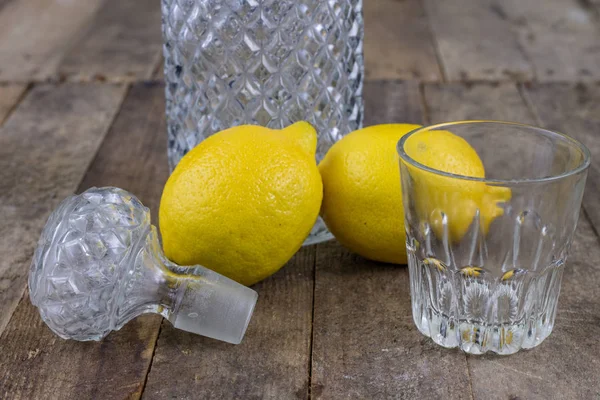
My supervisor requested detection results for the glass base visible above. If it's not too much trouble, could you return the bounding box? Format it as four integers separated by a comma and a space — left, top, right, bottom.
303, 217, 334, 246
407, 247, 564, 355
414, 309, 555, 356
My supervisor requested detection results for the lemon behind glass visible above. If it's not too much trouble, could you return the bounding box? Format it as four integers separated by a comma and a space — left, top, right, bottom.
159, 122, 323, 286
403, 129, 511, 242
319, 124, 510, 264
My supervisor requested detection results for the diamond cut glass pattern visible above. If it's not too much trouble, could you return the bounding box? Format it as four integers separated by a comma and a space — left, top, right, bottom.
29, 187, 258, 344
162, 0, 364, 244
162, 0, 364, 162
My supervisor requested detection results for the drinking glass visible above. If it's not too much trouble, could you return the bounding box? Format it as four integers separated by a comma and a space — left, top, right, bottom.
398, 121, 590, 355
161, 0, 365, 245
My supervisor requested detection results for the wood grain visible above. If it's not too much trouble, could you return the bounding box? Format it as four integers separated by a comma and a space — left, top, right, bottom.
498, 0, 600, 81
425, 0, 533, 81
523, 83, 600, 241
0, 304, 159, 400
362, 80, 425, 126
144, 247, 316, 400
58, 0, 163, 82
1, 0, 600, 396
0, 0, 104, 82
0, 82, 169, 400
0, 84, 26, 125
364, 0, 442, 81
311, 243, 472, 399
79, 82, 170, 220
423, 82, 600, 399
0, 83, 126, 337
310, 81, 471, 399
423, 82, 536, 124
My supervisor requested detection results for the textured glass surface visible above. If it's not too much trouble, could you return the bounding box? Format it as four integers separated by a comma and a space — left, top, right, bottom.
399, 121, 590, 355
162, 0, 365, 244
29, 187, 257, 344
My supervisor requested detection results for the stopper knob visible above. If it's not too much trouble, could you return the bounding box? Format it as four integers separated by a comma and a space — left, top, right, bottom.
29, 187, 257, 344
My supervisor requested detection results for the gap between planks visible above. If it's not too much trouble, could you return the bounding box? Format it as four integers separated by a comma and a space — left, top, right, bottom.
307, 244, 318, 400
143, 246, 317, 400
0, 84, 29, 127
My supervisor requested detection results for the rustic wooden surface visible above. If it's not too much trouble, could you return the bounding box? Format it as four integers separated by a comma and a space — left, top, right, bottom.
0, 0, 105, 82
364, 0, 442, 81
0, 82, 168, 400
312, 241, 471, 400
2, 1, 600, 399
0, 83, 126, 337
57, 0, 163, 82
523, 83, 600, 233
500, 0, 600, 82
145, 247, 316, 400
424, 0, 534, 81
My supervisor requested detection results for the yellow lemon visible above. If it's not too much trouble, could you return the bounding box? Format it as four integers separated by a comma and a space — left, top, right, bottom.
403, 129, 511, 242
159, 122, 323, 286
319, 124, 421, 264
319, 124, 511, 264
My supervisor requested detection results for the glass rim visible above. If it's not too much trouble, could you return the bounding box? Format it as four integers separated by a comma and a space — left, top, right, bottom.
397, 120, 591, 185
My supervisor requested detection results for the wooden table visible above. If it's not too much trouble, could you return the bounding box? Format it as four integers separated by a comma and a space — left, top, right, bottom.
1, 1, 600, 399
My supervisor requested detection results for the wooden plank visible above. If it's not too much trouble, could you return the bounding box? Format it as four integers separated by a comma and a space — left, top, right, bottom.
58, 0, 163, 82
143, 248, 316, 400
0, 84, 27, 125
363, 80, 425, 125
0, 82, 169, 400
311, 243, 472, 399
423, 82, 600, 399
364, 0, 442, 81
310, 81, 471, 399
425, 0, 534, 81
498, 0, 600, 81
78, 83, 169, 221
0, 0, 104, 82
0, 83, 126, 337
523, 82, 600, 245
424, 82, 536, 124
